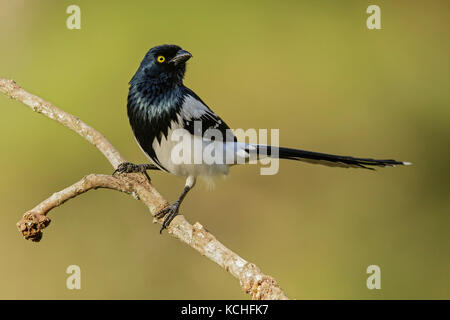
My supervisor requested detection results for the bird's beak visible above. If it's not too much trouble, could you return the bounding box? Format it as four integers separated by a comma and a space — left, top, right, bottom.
169, 50, 192, 65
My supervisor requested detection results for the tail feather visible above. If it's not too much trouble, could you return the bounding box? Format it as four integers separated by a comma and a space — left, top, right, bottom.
254, 145, 411, 170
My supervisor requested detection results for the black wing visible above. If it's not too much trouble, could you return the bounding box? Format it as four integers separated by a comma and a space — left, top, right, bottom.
180, 87, 236, 143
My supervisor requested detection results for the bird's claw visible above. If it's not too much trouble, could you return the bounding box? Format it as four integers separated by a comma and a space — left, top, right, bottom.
113, 162, 151, 181
155, 202, 180, 233
113, 162, 138, 175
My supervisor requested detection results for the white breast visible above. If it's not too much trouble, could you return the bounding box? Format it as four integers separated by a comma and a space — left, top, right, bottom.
150, 116, 230, 178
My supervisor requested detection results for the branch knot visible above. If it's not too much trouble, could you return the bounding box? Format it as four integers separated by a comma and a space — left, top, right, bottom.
17, 212, 51, 242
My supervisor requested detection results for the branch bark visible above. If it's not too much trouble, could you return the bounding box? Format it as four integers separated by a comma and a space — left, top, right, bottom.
0, 78, 289, 300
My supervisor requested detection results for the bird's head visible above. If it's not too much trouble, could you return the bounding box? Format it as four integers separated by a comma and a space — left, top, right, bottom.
130, 44, 192, 87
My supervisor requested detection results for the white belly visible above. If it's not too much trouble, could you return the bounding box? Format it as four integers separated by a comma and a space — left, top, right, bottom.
151, 121, 231, 178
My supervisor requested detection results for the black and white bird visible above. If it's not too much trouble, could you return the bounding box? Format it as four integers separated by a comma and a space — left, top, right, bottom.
115, 44, 410, 232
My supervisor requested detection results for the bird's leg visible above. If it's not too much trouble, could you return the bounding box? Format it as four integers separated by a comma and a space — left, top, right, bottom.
155, 176, 196, 233
113, 162, 159, 181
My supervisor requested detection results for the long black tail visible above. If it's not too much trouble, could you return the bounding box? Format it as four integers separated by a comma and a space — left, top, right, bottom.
256, 145, 411, 170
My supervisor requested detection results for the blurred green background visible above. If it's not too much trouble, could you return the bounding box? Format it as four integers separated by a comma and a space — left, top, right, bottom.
0, 0, 449, 299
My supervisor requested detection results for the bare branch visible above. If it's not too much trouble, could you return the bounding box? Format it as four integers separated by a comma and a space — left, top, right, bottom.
1, 77, 289, 300
16, 174, 133, 242
0, 78, 124, 167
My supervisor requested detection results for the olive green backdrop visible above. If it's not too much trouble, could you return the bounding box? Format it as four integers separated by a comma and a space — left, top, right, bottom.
0, 0, 448, 299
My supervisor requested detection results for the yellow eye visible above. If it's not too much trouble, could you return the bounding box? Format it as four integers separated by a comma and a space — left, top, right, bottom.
157, 55, 165, 63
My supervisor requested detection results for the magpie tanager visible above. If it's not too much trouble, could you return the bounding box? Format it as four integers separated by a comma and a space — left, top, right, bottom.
114, 44, 410, 232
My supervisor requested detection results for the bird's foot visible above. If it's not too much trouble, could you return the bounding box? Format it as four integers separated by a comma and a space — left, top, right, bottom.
113, 162, 152, 181
154, 201, 180, 233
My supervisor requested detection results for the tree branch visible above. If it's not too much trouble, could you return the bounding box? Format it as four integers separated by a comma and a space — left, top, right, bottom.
0, 78, 289, 300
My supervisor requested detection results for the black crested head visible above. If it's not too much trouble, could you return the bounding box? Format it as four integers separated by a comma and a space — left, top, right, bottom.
130, 44, 192, 88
